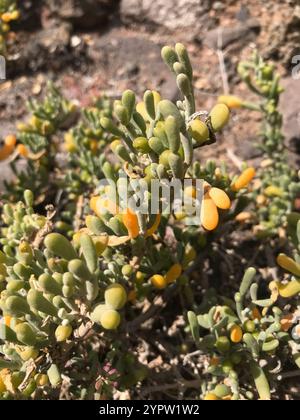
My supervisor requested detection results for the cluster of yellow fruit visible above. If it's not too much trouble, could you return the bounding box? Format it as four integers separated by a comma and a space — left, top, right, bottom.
270, 253, 300, 300
0, 134, 32, 162
0, 3, 20, 55
150, 264, 183, 290
0, 9, 19, 23
199, 167, 256, 231
0, 135, 16, 161
91, 284, 127, 330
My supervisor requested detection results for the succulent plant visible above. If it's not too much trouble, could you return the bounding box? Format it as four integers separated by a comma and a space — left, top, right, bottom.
188, 221, 300, 400
0, 0, 19, 56
220, 52, 300, 237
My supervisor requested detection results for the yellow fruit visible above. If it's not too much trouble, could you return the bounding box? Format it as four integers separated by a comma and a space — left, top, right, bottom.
17, 347, 39, 362
35, 374, 49, 387
1, 12, 12, 23
133, 137, 151, 154
204, 393, 219, 401
209, 104, 230, 132
232, 168, 256, 192
5, 135, 17, 147
16, 144, 29, 158
11, 10, 20, 21
64, 132, 77, 152
105, 284, 127, 310
145, 214, 161, 238
256, 195, 267, 206
0, 146, 11, 161
278, 281, 300, 298
201, 194, 219, 231
189, 120, 209, 144
0, 375, 6, 393
122, 209, 139, 239
235, 212, 252, 223
218, 95, 243, 109
230, 325, 243, 343
209, 187, 231, 210
165, 264, 183, 284
159, 150, 172, 168
264, 186, 284, 198
151, 275, 168, 290
55, 325, 73, 342
90, 304, 109, 324
135, 271, 146, 285
65, 141, 77, 153
277, 254, 300, 277
3, 316, 12, 327
100, 309, 121, 330
110, 139, 122, 153
174, 211, 186, 221
2, 23, 10, 33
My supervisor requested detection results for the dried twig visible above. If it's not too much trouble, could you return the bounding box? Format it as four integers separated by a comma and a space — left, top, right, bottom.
33, 205, 56, 248
217, 28, 230, 95
74, 195, 84, 232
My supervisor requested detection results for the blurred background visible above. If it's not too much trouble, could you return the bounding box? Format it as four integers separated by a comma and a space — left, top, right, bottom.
1, 0, 300, 184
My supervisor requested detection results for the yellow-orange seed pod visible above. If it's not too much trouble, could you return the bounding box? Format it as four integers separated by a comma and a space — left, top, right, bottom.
230, 325, 243, 343
151, 275, 168, 290
0, 375, 6, 393
204, 393, 219, 401
235, 212, 252, 223
145, 214, 161, 238
16, 144, 29, 158
218, 95, 243, 109
278, 281, 300, 298
122, 209, 140, 239
4, 135, 17, 147
1, 13, 12, 23
0, 145, 13, 161
277, 254, 300, 277
201, 194, 219, 231
209, 188, 231, 210
165, 264, 183, 284
232, 167, 256, 192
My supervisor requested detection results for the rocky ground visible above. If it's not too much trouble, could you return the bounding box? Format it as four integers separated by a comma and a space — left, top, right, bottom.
0, 0, 300, 184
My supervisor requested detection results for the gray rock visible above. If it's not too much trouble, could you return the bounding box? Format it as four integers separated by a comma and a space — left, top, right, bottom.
89, 34, 178, 100
120, 0, 210, 32
0, 162, 15, 190
47, 0, 120, 28
280, 77, 300, 149
203, 18, 261, 50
